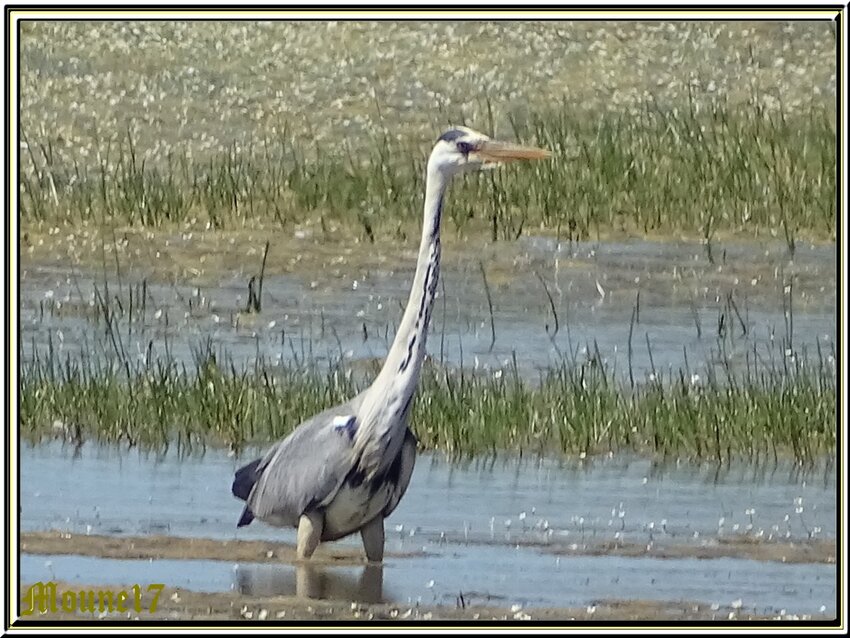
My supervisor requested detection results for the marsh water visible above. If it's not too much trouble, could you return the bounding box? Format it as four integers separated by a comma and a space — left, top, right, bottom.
21, 441, 836, 615
20, 237, 836, 381
18, 236, 838, 617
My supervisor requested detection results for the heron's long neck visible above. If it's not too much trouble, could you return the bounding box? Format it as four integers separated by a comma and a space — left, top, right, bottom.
368, 167, 447, 415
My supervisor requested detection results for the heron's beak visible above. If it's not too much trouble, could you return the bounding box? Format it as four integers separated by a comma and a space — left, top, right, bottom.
474, 140, 552, 164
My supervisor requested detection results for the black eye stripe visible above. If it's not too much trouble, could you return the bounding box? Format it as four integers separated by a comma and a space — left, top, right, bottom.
457, 141, 474, 155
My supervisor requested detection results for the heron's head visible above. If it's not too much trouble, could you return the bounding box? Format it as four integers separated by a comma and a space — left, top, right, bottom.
428, 126, 551, 177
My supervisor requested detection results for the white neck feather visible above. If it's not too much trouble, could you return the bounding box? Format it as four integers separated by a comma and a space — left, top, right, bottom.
359, 165, 448, 437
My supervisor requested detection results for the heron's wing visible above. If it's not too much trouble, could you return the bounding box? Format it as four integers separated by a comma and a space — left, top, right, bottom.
382, 427, 418, 517
246, 397, 363, 526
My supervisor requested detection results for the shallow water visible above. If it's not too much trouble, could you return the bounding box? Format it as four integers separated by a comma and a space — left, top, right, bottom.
20, 238, 836, 381
21, 548, 834, 615
20, 442, 837, 615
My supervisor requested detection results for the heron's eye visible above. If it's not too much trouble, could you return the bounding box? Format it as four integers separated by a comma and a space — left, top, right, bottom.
456, 141, 474, 156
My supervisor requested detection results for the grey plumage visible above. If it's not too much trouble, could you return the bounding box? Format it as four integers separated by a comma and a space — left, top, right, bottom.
230, 127, 550, 562
234, 392, 416, 540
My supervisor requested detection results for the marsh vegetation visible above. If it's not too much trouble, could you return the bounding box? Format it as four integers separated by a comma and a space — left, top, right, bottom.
17, 20, 837, 462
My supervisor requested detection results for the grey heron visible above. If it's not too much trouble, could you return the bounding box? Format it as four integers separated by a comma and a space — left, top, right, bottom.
232, 126, 551, 562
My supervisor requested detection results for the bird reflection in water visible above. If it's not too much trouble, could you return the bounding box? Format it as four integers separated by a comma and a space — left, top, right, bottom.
235, 563, 385, 604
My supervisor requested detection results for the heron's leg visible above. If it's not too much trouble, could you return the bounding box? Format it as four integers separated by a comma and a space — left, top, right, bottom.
359, 564, 384, 603
360, 516, 385, 562
296, 511, 324, 559
295, 564, 322, 598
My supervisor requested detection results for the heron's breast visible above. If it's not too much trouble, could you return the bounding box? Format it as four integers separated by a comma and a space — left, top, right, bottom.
322, 480, 394, 541
320, 430, 416, 541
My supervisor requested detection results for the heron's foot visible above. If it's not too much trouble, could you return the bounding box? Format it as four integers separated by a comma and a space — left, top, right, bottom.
296, 511, 324, 560
360, 516, 385, 563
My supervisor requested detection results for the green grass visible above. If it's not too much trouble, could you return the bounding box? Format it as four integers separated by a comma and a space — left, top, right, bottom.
17, 21, 837, 468
20, 98, 836, 245
20, 334, 835, 464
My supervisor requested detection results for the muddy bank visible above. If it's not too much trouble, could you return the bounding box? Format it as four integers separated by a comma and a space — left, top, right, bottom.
21, 530, 834, 566
21, 226, 836, 310
541, 536, 835, 564
20, 531, 425, 566
16, 580, 826, 622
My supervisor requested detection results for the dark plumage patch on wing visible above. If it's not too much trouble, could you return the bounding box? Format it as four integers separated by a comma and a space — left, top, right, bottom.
386, 445, 406, 488
347, 467, 366, 488
368, 442, 408, 497
237, 506, 254, 527
438, 128, 466, 142
232, 457, 263, 501
332, 415, 357, 441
